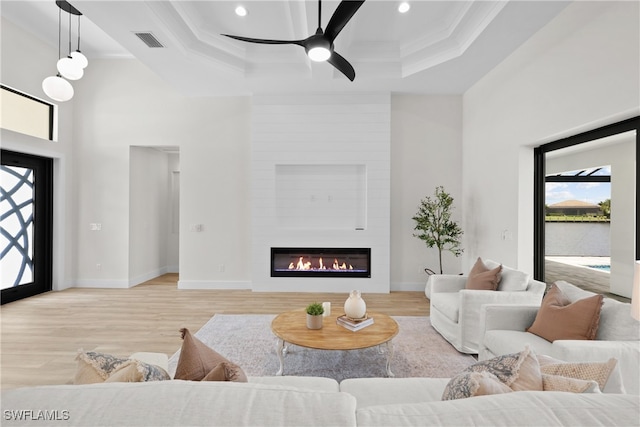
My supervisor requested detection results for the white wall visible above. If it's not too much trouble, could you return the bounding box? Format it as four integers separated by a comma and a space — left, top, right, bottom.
250, 94, 391, 293
0, 18, 76, 291
463, 1, 639, 296
390, 95, 463, 288
71, 59, 251, 288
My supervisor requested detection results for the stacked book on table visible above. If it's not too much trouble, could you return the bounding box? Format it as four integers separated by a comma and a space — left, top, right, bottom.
336, 314, 374, 331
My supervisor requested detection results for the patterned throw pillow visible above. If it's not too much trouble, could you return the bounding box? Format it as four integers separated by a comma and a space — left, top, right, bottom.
463, 347, 543, 391
105, 360, 170, 383
74, 350, 130, 384
74, 350, 170, 384
442, 371, 512, 400
174, 327, 247, 382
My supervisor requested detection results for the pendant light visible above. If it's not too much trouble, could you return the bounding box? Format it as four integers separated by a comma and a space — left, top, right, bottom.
70, 12, 88, 69
57, 6, 83, 80
42, 5, 74, 102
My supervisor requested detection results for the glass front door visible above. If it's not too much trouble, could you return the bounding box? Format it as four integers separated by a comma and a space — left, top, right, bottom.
1, 150, 53, 304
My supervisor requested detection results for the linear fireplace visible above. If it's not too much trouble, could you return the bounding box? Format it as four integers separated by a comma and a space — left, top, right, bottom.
271, 247, 371, 278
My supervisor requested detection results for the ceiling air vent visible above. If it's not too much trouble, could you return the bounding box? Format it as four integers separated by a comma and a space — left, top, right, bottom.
134, 32, 165, 48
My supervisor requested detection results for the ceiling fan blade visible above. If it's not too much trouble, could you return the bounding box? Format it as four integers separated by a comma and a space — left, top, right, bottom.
222, 34, 304, 47
327, 51, 356, 81
324, 0, 365, 42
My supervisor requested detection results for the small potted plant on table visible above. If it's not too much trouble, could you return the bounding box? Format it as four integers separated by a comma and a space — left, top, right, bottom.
306, 302, 324, 329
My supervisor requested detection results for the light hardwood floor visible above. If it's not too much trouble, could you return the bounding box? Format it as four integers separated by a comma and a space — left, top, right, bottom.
0, 274, 429, 390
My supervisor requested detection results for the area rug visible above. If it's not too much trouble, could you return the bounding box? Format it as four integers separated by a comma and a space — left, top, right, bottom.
168, 315, 476, 382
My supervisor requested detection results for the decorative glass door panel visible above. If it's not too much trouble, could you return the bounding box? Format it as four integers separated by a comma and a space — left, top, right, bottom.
1, 164, 34, 288
1, 150, 52, 304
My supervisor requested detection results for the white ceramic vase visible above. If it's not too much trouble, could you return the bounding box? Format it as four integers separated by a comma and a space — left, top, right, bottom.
344, 290, 366, 319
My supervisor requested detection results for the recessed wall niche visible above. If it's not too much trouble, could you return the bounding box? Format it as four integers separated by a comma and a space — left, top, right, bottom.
275, 164, 366, 230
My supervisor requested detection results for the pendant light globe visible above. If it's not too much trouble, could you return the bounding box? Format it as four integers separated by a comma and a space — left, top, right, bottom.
57, 56, 83, 80
70, 50, 88, 69
42, 75, 74, 102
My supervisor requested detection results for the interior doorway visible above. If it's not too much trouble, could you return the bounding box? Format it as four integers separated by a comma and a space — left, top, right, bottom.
128, 146, 179, 285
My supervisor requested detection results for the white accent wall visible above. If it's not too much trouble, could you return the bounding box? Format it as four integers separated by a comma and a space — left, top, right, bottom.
251, 95, 391, 292
463, 1, 639, 297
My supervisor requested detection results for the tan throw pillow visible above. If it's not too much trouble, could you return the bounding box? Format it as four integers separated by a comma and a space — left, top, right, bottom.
202, 361, 246, 382
465, 257, 502, 291
174, 328, 247, 382
542, 374, 600, 393
73, 350, 130, 384
540, 358, 617, 392
526, 283, 603, 342
463, 347, 542, 391
442, 371, 513, 400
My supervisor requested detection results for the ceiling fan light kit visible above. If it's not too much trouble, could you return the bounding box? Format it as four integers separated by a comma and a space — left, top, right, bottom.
42, 0, 88, 102
222, 0, 365, 81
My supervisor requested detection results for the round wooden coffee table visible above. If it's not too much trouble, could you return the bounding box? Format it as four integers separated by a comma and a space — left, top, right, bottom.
271, 309, 399, 377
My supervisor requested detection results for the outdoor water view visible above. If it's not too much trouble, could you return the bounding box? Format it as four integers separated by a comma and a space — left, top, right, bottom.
545, 165, 612, 295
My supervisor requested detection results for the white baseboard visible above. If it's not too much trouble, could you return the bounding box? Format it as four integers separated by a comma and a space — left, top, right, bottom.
177, 280, 251, 290
390, 281, 427, 292
74, 279, 130, 289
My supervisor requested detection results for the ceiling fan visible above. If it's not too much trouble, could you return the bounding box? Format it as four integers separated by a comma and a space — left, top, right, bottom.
222, 0, 365, 81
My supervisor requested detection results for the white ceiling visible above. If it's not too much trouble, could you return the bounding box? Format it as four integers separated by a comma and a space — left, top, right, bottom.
1, 0, 570, 97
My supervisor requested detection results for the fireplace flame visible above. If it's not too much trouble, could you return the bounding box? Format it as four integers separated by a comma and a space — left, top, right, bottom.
287, 256, 353, 271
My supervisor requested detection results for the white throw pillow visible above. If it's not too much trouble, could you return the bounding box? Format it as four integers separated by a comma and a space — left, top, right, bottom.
484, 260, 530, 292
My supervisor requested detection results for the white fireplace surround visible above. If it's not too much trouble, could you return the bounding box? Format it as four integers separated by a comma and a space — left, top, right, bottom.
251, 94, 391, 293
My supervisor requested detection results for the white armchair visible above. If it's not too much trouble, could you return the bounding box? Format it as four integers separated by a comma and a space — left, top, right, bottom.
428, 261, 546, 354
479, 281, 640, 394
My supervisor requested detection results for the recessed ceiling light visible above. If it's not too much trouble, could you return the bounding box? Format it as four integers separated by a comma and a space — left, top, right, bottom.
398, 2, 410, 13
235, 5, 248, 17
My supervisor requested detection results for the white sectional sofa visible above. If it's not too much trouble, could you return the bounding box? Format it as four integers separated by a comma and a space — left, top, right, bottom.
479, 280, 640, 394
2, 376, 639, 426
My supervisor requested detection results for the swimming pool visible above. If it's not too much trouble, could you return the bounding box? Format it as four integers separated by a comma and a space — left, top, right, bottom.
587, 264, 611, 272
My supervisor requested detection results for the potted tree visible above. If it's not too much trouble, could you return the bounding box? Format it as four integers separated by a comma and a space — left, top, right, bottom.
412, 186, 464, 274
305, 302, 324, 329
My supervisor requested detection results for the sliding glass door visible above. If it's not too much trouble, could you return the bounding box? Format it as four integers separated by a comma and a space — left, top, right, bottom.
1, 150, 53, 304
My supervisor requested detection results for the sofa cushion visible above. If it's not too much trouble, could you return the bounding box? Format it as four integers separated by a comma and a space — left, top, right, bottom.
355, 392, 640, 427
483, 330, 554, 358
431, 293, 460, 323
466, 258, 502, 291
485, 259, 530, 292
554, 280, 639, 341
174, 328, 247, 382
442, 371, 512, 400
340, 378, 450, 408
527, 283, 603, 342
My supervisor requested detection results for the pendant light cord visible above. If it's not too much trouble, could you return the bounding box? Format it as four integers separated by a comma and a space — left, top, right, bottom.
318, 0, 321, 29
76, 15, 81, 51
57, 6, 61, 60
68, 11, 72, 56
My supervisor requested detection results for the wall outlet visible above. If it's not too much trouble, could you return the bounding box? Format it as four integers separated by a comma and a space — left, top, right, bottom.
90, 223, 101, 231
96, 263, 102, 270
218, 264, 225, 272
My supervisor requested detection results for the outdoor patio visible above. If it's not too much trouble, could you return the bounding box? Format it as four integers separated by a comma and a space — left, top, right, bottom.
545, 257, 630, 303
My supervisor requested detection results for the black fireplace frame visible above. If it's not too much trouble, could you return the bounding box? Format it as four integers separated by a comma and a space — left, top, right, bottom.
270, 247, 371, 278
